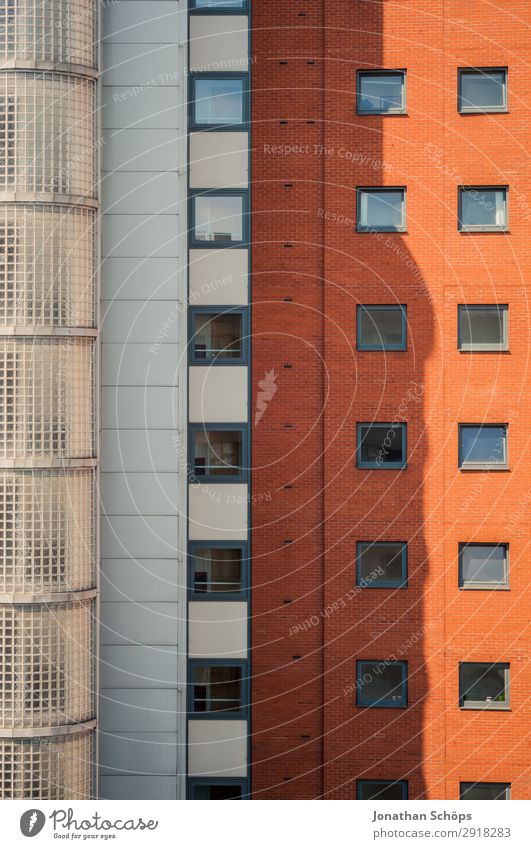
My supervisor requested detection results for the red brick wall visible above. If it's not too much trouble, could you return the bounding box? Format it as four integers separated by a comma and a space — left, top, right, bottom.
251, 0, 531, 799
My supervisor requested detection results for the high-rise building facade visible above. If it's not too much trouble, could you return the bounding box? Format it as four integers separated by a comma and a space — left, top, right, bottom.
0, 0, 529, 801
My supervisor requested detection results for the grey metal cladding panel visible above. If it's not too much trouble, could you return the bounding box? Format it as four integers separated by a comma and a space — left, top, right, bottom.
102, 345, 180, 386
102, 43, 180, 86
101, 429, 179, 472
100, 689, 178, 733
99, 733, 179, 776
101, 301, 179, 344
103, 215, 179, 258
100, 775, 177, 800
103, 1, 182, 44
103, 129, 179, 171
101, 559, 179, 603
103, 86, 179, 129
100, 473, 179, 516
100, 602, 178, 646
102, 258, 179, 301
102, 172, 180, 214
100, 645, 178, 689
101, 387, 179, 428
101, 515, 178, 558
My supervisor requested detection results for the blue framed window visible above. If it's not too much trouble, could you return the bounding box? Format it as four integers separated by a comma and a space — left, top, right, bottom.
458, 424, 507, 469
190, 74, 248, 130
356, 660, 408, 708
357, 542, 407, 588
357, 779, 408, 800
458, 67, 507, 113
189, 425, 247, 482
459, 662, 509, 710
458, 186, 508, 232
458, 304, 508, 351
188, 779, 249, 799
460, 782, 510, 800
357, 187, 406, 232
459, 543, 508, 590
189, 308, 247, 364
357, 304, 407, 350
189, 542, 248, 599
357, 422, 407, 469
190, 0, 248, 10
188, 660, 248, 718
190, 191, 248, 247
357, 70, 406, 115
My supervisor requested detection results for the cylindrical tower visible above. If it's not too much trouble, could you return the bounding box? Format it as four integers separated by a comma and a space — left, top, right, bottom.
0, 1, 98, 799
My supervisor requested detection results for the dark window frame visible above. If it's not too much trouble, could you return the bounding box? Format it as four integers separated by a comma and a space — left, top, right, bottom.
188, 659, 249, 719
458, 185, 508, 232
458, 542, 509, 590
187, 778, 249, 799
189, 73, 249, 131
189, 423, 248, 483
356, 660, 408, 708
459, 662, 510, 710
356, 422, 407, 470
458, 67, 508, 114
188, 540, 249, 600
458, 423, 508, 470
356, 541, 408, 589
189, 189, 249, 248
188, 306, 248, 364
357, 187, 407, 233
457, 304, 508, 352
357, 304, 407, 351
356, 69, 407, 115
460, 782, 511, 800
357, 779, 409, 800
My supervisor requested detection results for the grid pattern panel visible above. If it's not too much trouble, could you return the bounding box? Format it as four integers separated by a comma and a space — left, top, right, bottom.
0, 337, 94, 460
0, 205, 95, 327
0, 0, 96, 69
0, 73, 96, 197
0, 730, 93, 798
0, 601, 94, 728
0, 470, 94, 593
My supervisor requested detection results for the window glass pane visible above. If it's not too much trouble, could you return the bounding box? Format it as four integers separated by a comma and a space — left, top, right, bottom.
359, 190, 404, 229
193, 547, 243, 593
358, 543, 405, 584
194, 78, 244, 126
359, 306, 404, 348
460, 188, 506, 228
192, 784, 243, 799
359, 662, 405, 705
194, 0, 244, 7
359, 424, 404, 466
460, 425, 506, 465
192, 666, 241, 712
460, 71, 505, 109
460, 783, 509, 801
461, 663, 507, 705
459, 306, 506, 348
358, 781, 406, 800
194, 430, 242, 476
461, 544, 506, 585
194, 195, 243, 242
193, 312, 243, 360
358, 73, 404, 113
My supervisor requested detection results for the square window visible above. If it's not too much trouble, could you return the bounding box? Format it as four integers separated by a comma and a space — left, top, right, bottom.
357, 71, 406, 114
191, 192, 247, 245
357, 542, 407, 588
357, 423, 407, 469
190, 310, 245, 362
190, 663, 244, 715
458, 187, 507, 231
191, 76, 246, 129
460, 782, 510, 800
357, 305, 407, 350
458, 424, 507, 469
356, 660, 408, 707
459, 662, 509, 709
458, 305, 508, 351
357, 780, 408, 800
458, 68, 507, 113
189, 544, 246, 596
191, 427, 245, 480
459, 543, 508, 589
189, 781, 246, 799
357, 188, 406, 232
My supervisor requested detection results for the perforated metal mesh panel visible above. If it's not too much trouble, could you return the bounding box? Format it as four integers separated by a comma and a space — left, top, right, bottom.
0, 204, 95, 327
0, 470, 94, 593
0, 73, 96, 197
0, 730, 93, 798
0, 0, 97, 69
0, 337, 94, 460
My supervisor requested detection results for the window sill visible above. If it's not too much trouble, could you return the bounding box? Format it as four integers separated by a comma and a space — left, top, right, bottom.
459, 585, 510, 591
459, 228, 509, 234
459, 465, 509, 472
460, 705, 510, 711
357, 228, 407, 234
458, 348, 510, 354
356, 111, 408, 117
459, 108, 508, 115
